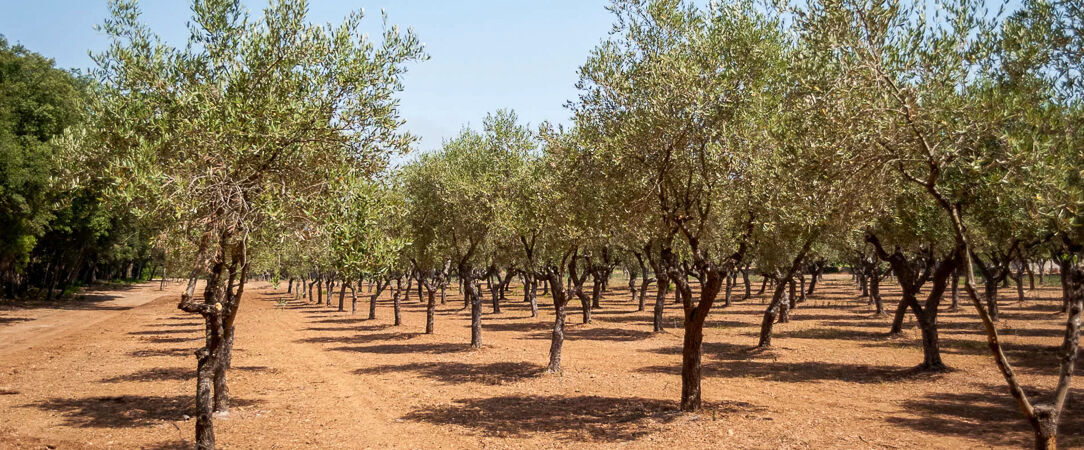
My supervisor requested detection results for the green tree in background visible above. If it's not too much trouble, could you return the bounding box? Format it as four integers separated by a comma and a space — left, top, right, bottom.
0, 36, 85, 297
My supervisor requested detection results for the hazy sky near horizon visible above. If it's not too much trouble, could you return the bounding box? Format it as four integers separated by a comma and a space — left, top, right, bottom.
0, 1, 616, 153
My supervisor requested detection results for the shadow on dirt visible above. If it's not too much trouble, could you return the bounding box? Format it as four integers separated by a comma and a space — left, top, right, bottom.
128, 329, 202, 335
355, 361, 543, 385
330, 342, 469, 355
886, 383, 1084, 448
101, 365, 274, 383
403, 395, 760, 442
297, 331, 421, 345
27, 395, 260, 428
638, 359, 935, 384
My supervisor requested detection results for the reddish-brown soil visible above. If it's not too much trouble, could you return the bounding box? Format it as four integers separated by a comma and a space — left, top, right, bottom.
0, 274, 1080, 448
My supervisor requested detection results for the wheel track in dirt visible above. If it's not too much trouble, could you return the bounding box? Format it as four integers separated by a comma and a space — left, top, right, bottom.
0, 281, 189, 357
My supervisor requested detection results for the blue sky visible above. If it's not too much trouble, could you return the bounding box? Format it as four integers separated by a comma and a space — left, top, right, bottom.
0, 0, 616, 153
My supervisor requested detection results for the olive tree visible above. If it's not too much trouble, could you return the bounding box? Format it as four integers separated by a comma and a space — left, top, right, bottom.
574, 0, 792, 411
81, 0, 424, 447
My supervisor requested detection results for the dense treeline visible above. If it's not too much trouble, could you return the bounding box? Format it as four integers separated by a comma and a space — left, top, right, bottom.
0, 36, 160, 299
5, 0, 1081, 448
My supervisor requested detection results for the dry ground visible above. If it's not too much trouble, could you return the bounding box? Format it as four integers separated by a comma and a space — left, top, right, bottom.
0, 274, 1080, 449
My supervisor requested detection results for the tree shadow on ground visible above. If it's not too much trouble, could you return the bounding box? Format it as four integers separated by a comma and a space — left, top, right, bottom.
886, 384, 1084, 448
144, 336, 201, 344
130, 347, 192, 357
101, 367, 192, 382
0, 285, 145, 311
148, 321, 203, 327
484, 312, 538, 321
100, 365, 273, 383
329, 342, 469, 355
303, 326, 356, 332
590, 314, 658, 325
526, 326, 654, 342
309, 317, 373, 325
639, 360, 936, 384
643, 342, 762, 361
355, 361, 544, 385
766, 327, 890, 341
906, 337, 1083, 375
484, 321, 551, 332
296, 331, 421, 345
128, 329, 201, 335
816, 319, 898, 330
1001, 302, 1068, 313
158, 316, 201, 325
27, 395, 260, 428
0, 317, 32, 324
941, 326, 1063, 338
402, 395, 759, 442
140, 441, 191, 450
704, 319, 748, 328
998, 312, 1067, 321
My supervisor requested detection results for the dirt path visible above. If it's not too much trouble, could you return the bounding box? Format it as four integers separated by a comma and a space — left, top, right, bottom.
0, 281, 190, 357
0, 276, 1081, 448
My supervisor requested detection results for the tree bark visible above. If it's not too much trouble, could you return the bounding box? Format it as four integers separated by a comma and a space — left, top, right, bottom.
469, 279, 482, 348
337, 281, 347, 312
526, 275, 538, 317
576, 287, 592, 324
741, 266, 751, 300
545, 270, 569, 373
393, 282, 403, 326
870, 264, 885, 315
425, 288, 436, 333
950, 267, 960, 310
680, 315, 705, 410
350, 280, 358, 314
758, 281, 788, 347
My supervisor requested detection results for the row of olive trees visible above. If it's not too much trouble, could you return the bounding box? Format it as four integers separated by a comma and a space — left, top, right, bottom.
373, 0, 1082, 447
80, 0, 1080, 448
